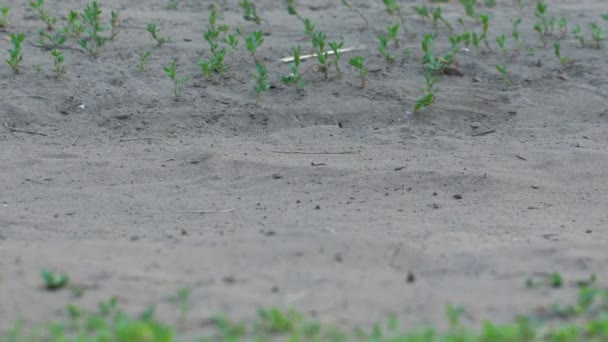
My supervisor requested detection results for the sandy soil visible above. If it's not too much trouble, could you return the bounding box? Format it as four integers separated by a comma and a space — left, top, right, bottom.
1, 0, 607, 336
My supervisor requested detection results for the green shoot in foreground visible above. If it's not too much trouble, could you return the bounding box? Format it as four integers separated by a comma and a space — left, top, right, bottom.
5, 32, 25, 74
5, 274, 608, 341
348, 55, 368, 89
163, 60, 188, 98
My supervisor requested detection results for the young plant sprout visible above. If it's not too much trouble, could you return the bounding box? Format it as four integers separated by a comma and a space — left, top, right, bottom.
496, 34, 508, 55
239, 0, 270, 33
163, 60, 188, 98
110, 10, 120, 40
479, 13, 492, 52
341, 0, 368, 29
378, 35, 394, 62
572, 25, 585, 47
590, 23, 605, 48
533, 23, 545, 46
471, 32, 481, 50
414, 72, 439, 112
198, 49, 227, 80
138, 51, 152, 72
449, 34, 462, 54
460, 31, 471, 49
413, 6, 430, 22
382, 0, 411, 36
0, 6, 9, 28
534, 2, 555, 36
386, 22, 400, 48
223, 33, 239, 52
30, 0, 57, 31
39, 31, 67, 49
348, 55, 368, 88
66, 10, 85, 36
252, 63, 270, 103
328, 40, 344, 74
495, 64, 511, 86
553, 41, 568, 67
303, 19, 316, 38
312, 30, 331, 79
432, 7, 453, 32
281, 45, 304, 90
459, 0, 477, 19
200, 9, 229, 81
51, 48, 66, 77
147, 23, 168, 47
243, 30, 264, 63
5, 32, 25, 73
79, 1, 108, 56
558, 17, 567, 38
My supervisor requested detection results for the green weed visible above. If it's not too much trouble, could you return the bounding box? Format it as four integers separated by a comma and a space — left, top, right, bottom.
0, 6, 9, 28
239, 0, 269, 32
5, 32, 25, 74
281, 45, 304, 89
41, 270, 69, 290
79, 1, 108, 56
30, 0, 57, 31
590, 23, 605, 48
348, 55, 368, 88
252, 63, 270, 103
495, 64, 511, 86
147, 23, 168, 47
496, 34, 508, 55
558, 17, 568, 38
414, 72, 439, 112
478, 13, 492, 51
51, 48, 66, 78
554, 41, 568, 67
386, 22, 400, 48
38, 30, 67, 49
413, 6, 431, 22
242, 30, 264, 63
459, 0, 477, 19
163, 60, 188, 98
378, 35, 394, 62
110, 10, 120, 40
65, 10, 85, 37
138, 51, 152, 72
572, 25, 585, 47
432, 6, 453, 32
341, 0, 368, 29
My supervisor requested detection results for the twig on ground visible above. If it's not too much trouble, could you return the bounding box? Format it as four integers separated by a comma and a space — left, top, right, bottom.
4, 125, 54, 137
472, 129, 496, 137
279, 45, 366, 63
118, 137, 175, 145
270, 150, 359, 155
177, 208, 235, 214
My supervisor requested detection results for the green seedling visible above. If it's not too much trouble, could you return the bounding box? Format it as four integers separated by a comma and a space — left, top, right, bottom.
138, 51, 152, 72
572, 25, 585, 47
383, 0, 400, 16
253, 63, 270, 103
449, 34, 462, 54
386, 22, 400, 48
110, 10, 120, 40
0, 6, 9, 28
472, 31, 481, 49
533, 23, 545, 46
147, 23, 168, 47
341, 0, 368, 29
163, 60, 188, 98
554, 41, 568, 67
79, 1, 108, 56
30, 0, 57, 31
311, 30, 331, 78
41, 270, 69, 290
281, 45, 304, 89
328, 40, 344, 74
479, 13, 492, 51
198, 48, 227, 80
495, 64, 511, 86
286, 0, 304, 22
484, 0, 497, 7
602, 14, 608, 21
5, 33, 25, 73
414, 72, 439, 112
170, 286, 192, 327
496, 34, 508, 55
459, 0, 477, 19
460, 31, 471, 48
378, 35, 394, 62
51, 48, 66, 78
457, 17, 466, 30
239, 0, 270, 32
243, 30, 264, 63
590, 23, 605, 48
534, 2, 555, 36
413, 6, 430, 21
65, 10, 85, 36
511, 18, 531, 51
558, 17, 567, 38
348, 55, 368, 88
302, 18, 316, 38
39, 30, 67, 49
222, 33, 239, 52
432, 7, 453, 32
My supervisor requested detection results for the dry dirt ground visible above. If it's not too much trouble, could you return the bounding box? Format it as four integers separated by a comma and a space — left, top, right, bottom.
1, 0, 607, 336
